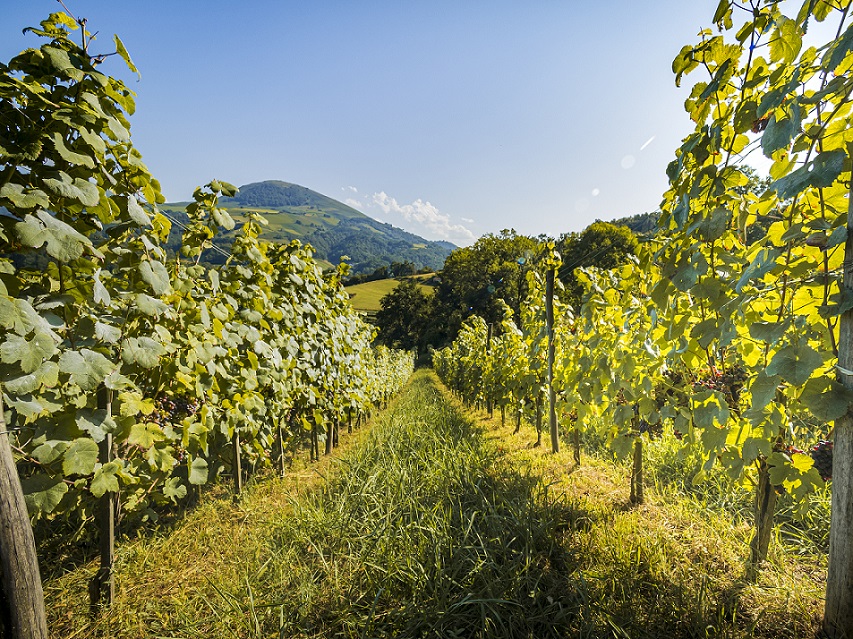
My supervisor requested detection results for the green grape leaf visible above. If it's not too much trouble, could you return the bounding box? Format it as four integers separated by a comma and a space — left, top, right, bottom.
135, 293, 169, 317
188, 456, 209, 485
76, 408, 115, 443
0, 297, 45, 335
768, 454, 792, 485
761, 115, 796, 157
93, 269, 112, 307
808, 150, 846, 188
162, 477, 187, 502
118, 391, 155, 417
0, 183, 50, 210
212, 207, 235, 230
62, 438, 100, 476
128, 423, 164, 448
78, 126, 106, 156
32, 440, 69, 464
822, 22, 853, 73
670, 251, 707, 291
42, 46, 83, 80
15, 210, 99, 262
94, 321, 121, 344
22, 474, 68, 515
5, 393, 46, 419
697, 206, 729, 242
749, 320, 790, 345
90, 462, 121, 497
122, 336, 166, 368
791, 452, 815, 473
126, 196, 151, 227
771, 150, 845, 199
743, 436, 771, 463
0, 330, 57, 374
765, 344, 823, 387
113, 34, 140, 76
770, 16, 802, 64
139, 260, 171, 295
146, 445, 174, 472
610, 433, 634, 460
750, 371, 780, 411
736, 248, 782, 292
692, 390, 730, 430
4, 360, 60, 394
58, 348, 114, 391
799, 377, 853, 421
50, 132, 94, 168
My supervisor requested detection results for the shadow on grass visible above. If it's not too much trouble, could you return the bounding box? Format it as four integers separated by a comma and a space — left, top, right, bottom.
258, 374, 819, 639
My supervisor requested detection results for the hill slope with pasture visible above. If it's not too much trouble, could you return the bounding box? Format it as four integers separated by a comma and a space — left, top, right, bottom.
161, 181, 455, 274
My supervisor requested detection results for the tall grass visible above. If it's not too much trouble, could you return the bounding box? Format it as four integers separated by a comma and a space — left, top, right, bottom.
265, 371, 580, 637
45, 371, 824, 638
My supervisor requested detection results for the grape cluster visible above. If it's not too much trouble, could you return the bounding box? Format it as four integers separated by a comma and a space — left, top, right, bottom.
637, 418, 662, 438
692, 366, 748, 407
148, 395, 202, 428
810, 441, 833, 481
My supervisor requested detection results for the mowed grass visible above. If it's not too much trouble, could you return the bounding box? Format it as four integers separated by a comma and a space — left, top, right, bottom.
43, 371, 824, 638
346, 277, 434, 312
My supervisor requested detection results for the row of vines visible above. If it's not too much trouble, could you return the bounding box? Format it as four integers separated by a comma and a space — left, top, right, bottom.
435, 1, 853, 636
0, 12, 413, 637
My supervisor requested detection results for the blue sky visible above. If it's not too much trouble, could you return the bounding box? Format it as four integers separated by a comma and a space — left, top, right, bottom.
4, 1, 721, 246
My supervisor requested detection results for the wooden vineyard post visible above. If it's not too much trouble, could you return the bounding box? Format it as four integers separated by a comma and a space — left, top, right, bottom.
825, 176, 853, 636
629, 437, 644, 505
572, 428, 581, 466
0, 388, 49, 639
535, 393, 543, 447
89, 386, 115, 612
747, 458, 777, 581
278, 424, 286, 478
546, 267, 559, 453
486, 323, 494, 418
232, 429, 243, 495
325, 420, 333, 455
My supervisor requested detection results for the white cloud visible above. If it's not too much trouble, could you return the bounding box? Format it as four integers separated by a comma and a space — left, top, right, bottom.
344, 197, 363, 209
460, 217, 474, 224
370, 191, 475, 244
343, 185, 358, 193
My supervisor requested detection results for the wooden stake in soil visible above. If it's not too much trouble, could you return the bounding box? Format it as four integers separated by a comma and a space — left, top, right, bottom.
277, 424, 286, 478
89, 385, 115, 612
0, 390, 48, 639
232, 429, 243, 495
325, 420, 333, 455
487, 322, 494, 418
534, 393, 543, 447
629, 436, 644, 505
546, 267, 559, 454
747, 457, 776, 581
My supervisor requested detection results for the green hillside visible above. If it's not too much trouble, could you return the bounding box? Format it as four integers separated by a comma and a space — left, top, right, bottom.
162, 181, 454, 274
346, 276, 434, 313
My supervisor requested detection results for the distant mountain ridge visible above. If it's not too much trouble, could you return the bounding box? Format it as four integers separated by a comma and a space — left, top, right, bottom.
163, 181, 455, 274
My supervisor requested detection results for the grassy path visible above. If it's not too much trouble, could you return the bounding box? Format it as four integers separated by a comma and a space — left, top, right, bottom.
46, 370, 823, 638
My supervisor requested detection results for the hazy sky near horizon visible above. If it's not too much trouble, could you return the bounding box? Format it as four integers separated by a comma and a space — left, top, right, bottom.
4, 1, 725, 246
